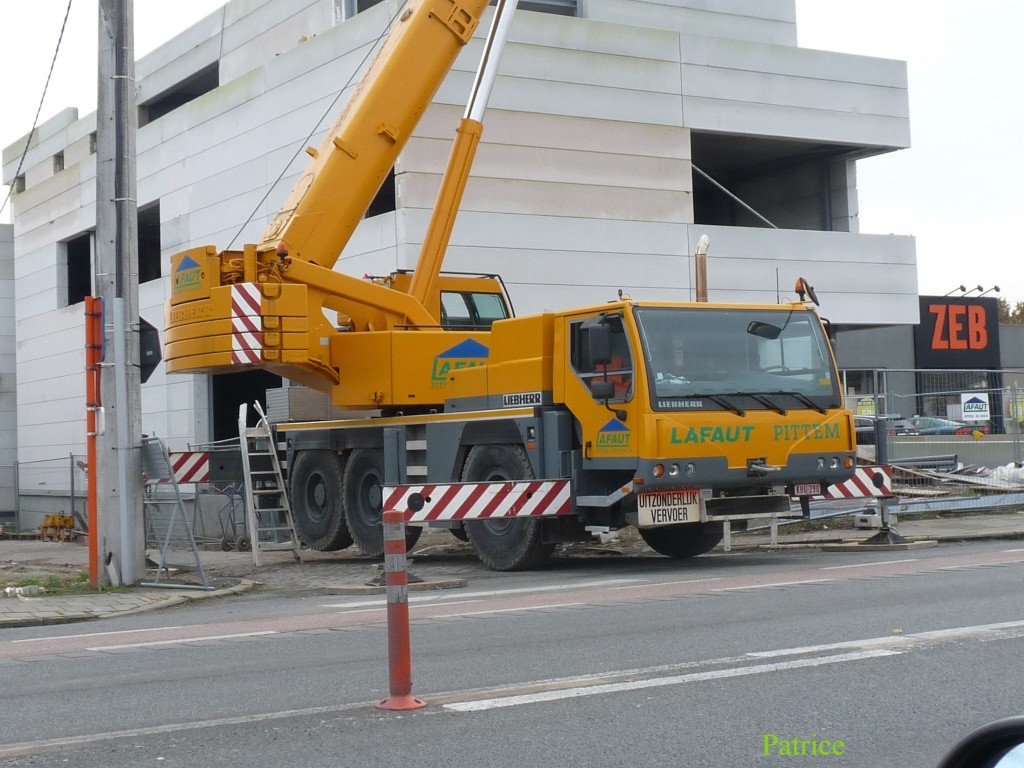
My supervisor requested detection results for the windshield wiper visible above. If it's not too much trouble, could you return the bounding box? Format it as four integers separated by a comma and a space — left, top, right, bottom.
688, 393, 746, 416
727, 391, 786, 415
764, 390, 828, 415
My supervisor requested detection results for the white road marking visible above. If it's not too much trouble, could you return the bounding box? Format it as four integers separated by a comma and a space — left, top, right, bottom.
11, 626, 183, 643
322, 578, 643, 609
427, 602, 585, 619
747, 636, 913, 659
444, 617, 1024, 713
609, 577, 722, 590
444, 649, 901, 712
0, 702, 377, 759
87, 631, 276, 651
912, 619, 1024, 640
823, 559, 920, 570
719, 578, 833, 591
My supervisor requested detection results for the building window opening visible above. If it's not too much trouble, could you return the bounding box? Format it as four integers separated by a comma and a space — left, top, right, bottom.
63, 232, 93, 307
138, 202, 162, 283
212, 370, 283, 442
139, 63, 219, 126
366, 167, 396, 217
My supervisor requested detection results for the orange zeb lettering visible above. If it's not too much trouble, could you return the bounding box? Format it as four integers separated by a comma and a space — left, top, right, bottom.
968, 305, 988, 349
930, 304, 948, 350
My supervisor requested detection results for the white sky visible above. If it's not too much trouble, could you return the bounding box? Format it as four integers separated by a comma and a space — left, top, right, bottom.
1, 0, 1021, 305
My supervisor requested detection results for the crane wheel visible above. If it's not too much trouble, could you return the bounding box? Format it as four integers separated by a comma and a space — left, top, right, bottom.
289, 450, 354, 551
461, 444, 554, 571
343, 448, 421, 557
638, 523, 723, 558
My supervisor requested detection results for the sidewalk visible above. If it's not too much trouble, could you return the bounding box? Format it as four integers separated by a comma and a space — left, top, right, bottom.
3, 510, 1024, 629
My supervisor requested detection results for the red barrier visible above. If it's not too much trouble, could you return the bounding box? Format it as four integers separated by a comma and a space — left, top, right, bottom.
374, 509, 426, 711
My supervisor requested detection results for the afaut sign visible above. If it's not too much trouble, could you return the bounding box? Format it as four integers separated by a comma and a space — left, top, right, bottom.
961, 392, 991, 422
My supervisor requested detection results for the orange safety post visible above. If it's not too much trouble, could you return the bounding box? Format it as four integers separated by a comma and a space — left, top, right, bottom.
374, 508, 426, 711
84, 296, 103, 587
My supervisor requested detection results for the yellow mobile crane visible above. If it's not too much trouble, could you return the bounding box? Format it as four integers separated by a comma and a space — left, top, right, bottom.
165, 0, 855, 570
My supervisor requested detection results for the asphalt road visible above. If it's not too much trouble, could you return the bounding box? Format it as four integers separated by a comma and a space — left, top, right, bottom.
3, 540, 1024, 767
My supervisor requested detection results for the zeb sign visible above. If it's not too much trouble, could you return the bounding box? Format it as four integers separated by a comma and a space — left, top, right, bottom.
913, 296, 1000, 369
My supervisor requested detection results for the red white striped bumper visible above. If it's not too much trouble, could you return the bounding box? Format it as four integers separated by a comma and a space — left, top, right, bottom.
383, 480, 572, 522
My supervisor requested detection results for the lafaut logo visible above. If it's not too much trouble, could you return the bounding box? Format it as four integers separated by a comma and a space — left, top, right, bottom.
431, 339, 489, 388
172, 255, 204, 296
596, 417, 631, 452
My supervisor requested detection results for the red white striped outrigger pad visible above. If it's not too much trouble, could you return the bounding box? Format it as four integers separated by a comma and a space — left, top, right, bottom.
383, 480, 572, 522
821, 466, 892, 499
231, 283, 262, 364
168, 452, 210, 484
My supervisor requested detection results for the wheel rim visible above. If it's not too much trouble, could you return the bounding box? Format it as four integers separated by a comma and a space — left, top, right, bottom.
356, 468, 383, 527
303, 471, 330, 524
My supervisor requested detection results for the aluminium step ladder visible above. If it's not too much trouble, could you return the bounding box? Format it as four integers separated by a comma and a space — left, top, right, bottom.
239, 403, 302, 566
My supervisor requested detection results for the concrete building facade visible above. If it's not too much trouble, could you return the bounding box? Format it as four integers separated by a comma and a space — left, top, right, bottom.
0, 224, 16, 518
2, 0, 914, 517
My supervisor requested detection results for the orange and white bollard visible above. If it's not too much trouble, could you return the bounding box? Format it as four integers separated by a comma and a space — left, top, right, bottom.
374, 509, 426, 711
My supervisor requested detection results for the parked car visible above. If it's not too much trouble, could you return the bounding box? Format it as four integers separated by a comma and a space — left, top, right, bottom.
908, 416, 991, 435
854, 415, 920, 445
885, 418, 921, 436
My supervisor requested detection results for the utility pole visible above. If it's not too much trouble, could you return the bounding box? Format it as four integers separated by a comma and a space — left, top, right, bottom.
95, 0, 144, 585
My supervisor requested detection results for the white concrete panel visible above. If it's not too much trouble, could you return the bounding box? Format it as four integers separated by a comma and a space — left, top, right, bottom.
402, 135, 690, 189
587, 0, 797, 46
681, 35, 907, 89
15, 348, 84, 385
437, 72, 684, 126
415, 105, 690, 159
136, 1, 227, 83
679, 225, 918, 323
682, 65, 909, 120
684, 97, 910, 148
511, 9, 681, 61
220, 0, 334, 84
401, 173, 691, 222
498, 40, 681, 93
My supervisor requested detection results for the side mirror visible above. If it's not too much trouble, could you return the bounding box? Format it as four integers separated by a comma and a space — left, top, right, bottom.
937, 717, 1024, 768
590, 380, 615, 401
586, 322, 612, 367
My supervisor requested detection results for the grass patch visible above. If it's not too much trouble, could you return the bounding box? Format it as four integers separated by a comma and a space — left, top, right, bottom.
2, 571, 127, 595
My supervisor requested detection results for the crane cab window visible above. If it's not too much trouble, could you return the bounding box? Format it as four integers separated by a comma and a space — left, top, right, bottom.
569, 316, 633, 402
440, 291, 509, 330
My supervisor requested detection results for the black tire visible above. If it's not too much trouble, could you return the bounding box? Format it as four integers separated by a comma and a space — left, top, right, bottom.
343, 448, 421, 556
289, 450, 353, 551
461, 444, 554, 571
449, 527, 469, 542
638, 523, 723, 558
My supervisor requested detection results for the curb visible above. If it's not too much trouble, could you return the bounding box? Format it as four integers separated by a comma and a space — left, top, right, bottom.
822, 540, 939, 552
0, 579, 258, 629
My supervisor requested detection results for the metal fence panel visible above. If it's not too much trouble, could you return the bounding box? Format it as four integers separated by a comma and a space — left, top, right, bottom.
843, 368, 1024, 509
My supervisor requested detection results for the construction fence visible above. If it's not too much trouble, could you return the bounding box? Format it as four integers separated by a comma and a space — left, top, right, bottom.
842, 368, 1024, 515
12, 443, 252, 550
